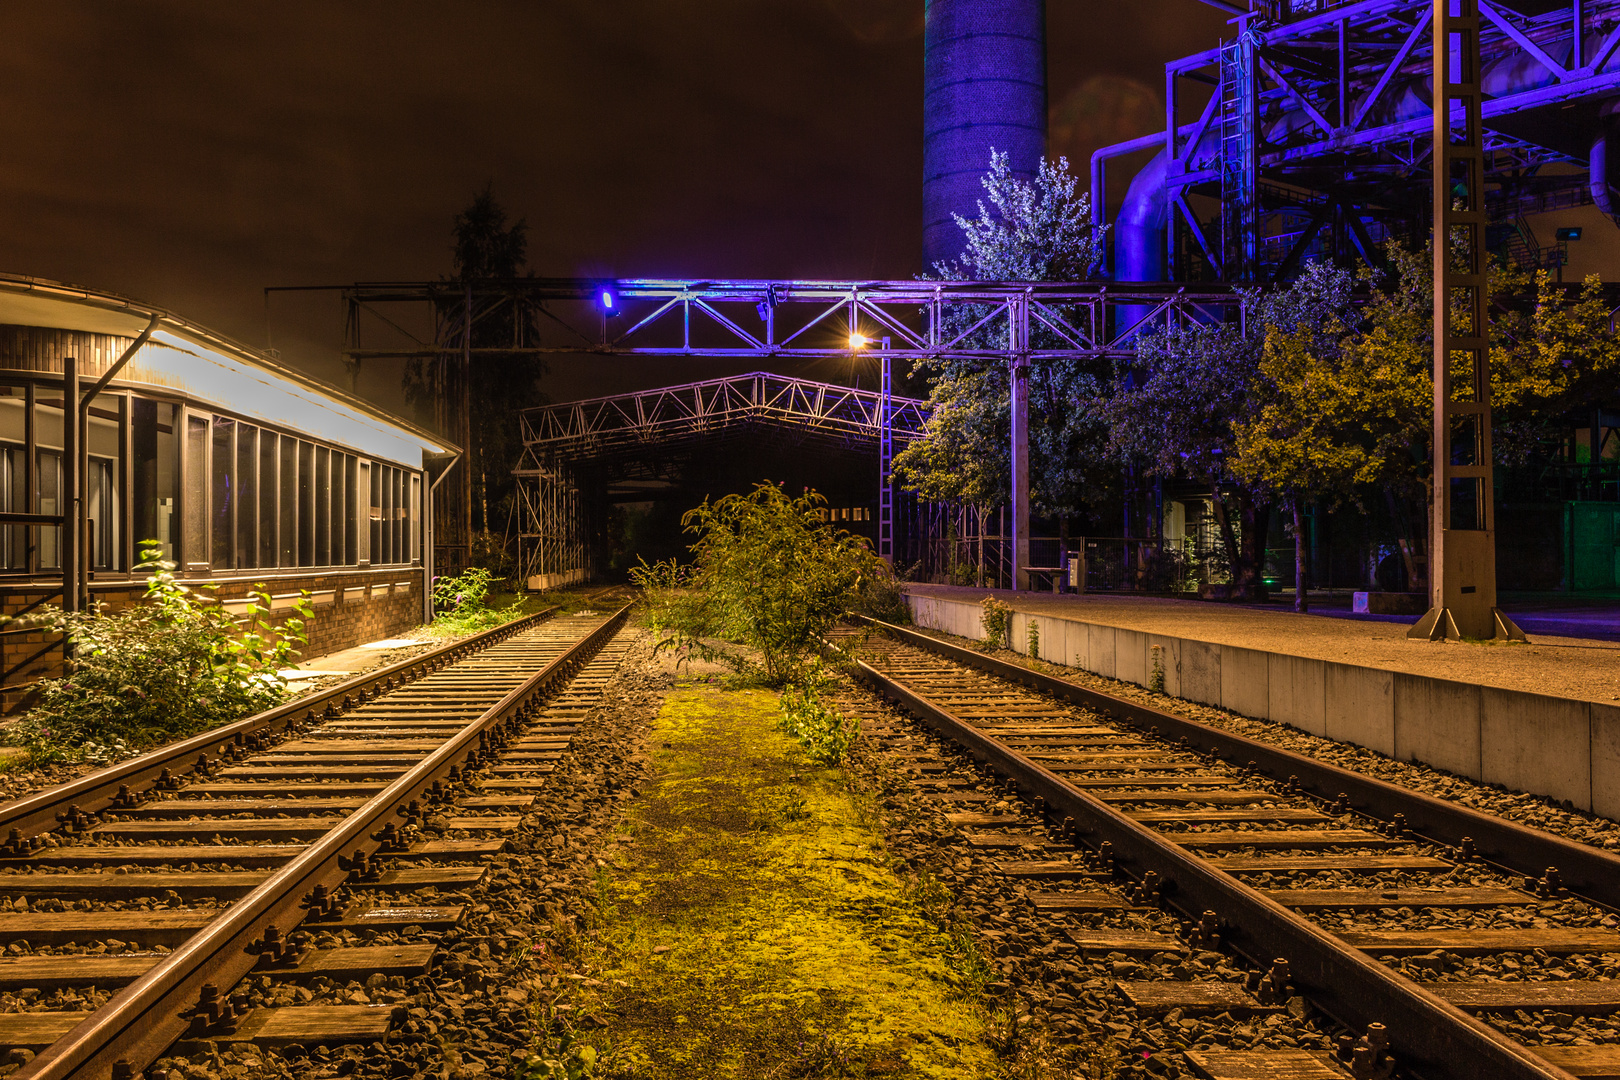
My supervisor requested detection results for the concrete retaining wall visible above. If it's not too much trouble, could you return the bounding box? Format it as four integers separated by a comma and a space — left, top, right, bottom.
905, 592, 1620, 821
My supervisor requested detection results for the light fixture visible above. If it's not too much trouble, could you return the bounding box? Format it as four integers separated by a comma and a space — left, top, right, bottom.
598, 285, 619, 315
1557, 227, 1583, 242
848, 333, 870, 349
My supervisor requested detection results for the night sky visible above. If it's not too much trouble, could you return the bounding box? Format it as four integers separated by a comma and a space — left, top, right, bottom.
2, 1, 1232, 413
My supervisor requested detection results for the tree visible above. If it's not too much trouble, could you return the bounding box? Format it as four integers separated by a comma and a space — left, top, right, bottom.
893, 150, 1111, 541
1109, 262, 1358, 599
404, 185, 549, 571
1229, 265, 1366, 610
1230, 244, 1620, 606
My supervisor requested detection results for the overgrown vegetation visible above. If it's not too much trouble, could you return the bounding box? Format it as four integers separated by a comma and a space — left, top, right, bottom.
430, 566, 524, 634
4, 545, 311, 764
979, 596, 1012, 649
777, 659, 859, 765
631, 482, 893, 687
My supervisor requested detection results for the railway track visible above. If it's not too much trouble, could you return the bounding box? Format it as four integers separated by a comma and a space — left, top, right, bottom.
836, 617, 1620, 1080
0, 594, 635, 1080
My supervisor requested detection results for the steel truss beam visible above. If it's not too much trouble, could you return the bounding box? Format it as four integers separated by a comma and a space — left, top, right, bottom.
512, 372, 932, 588
303, 279, 1237, 365
516, 371, 928, 462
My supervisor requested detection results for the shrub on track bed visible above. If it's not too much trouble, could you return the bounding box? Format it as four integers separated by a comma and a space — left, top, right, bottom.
631, 481, 895, 687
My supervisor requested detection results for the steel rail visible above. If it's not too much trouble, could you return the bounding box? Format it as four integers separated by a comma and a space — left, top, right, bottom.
0, 606, 564, 845
852, 615, 1620, 909
845, 624, 1579, 1080
20, 601, 632, 1080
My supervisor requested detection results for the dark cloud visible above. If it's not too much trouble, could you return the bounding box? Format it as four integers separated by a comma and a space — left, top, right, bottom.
0, 1, 1229, 408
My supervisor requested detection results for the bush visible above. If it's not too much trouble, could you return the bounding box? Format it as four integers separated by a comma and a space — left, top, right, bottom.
980, 596, 1012, 649
631, 482, 887, 687
851, 569, 912, 625
5, 545, 311, 764
777, 660, 859, 765
431, 567, 523, 634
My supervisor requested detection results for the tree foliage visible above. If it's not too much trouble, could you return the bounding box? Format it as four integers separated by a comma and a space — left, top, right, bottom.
894, 150, 1111, 521
6, 546, 311, 763
1109, 262, 1359, 593
897, 152, 1620, 599
630, 483, 889, 687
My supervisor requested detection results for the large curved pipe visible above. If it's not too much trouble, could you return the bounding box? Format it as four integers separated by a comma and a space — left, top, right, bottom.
922, 0, 1047, 270
1116, 149, 1170, 284
1592, 99, 1620, 220
1116, 28, 1620, 283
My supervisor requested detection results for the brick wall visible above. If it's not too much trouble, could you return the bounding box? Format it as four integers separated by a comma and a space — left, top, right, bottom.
0, 567, 423, 715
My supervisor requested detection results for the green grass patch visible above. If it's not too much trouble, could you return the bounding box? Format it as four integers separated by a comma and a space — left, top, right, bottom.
589, 685, 995, 1078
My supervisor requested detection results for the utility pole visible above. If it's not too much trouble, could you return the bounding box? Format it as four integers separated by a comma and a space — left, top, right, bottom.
1409, 0, 1526, 642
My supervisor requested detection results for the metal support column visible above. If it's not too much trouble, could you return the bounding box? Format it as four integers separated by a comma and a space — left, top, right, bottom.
62, 357, 78, 616
1410, 0, 1526, 643
1009, 293, 1031, 591
878, 337, 894, 565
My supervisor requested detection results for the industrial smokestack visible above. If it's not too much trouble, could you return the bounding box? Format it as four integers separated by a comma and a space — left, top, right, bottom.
922, 0, 1048, 271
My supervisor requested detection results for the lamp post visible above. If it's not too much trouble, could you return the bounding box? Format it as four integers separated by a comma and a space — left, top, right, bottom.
849, 333, 894, 565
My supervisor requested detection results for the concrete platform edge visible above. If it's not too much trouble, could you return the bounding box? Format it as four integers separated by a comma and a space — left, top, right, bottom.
905, 593, 1607, 818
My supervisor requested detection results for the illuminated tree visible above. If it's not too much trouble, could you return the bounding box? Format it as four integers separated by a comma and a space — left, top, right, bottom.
1110, 261, 1357, 600
894, 150, 1111, 534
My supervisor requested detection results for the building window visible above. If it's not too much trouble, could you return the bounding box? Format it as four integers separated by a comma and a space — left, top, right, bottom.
132, 399, 177, 563
0, 388, 421, 577
184, 415, 209, 568
0, 386, 26, 571
315, 445, 331, 567
236, 424, 257, 570
89, 458, 115, 570
297, 440, 315, 567
211, 417, 234, 570
279, 435, 297, 567
259, 431, 278, 567
37, 450, 61, 570
364, 461, 416, 566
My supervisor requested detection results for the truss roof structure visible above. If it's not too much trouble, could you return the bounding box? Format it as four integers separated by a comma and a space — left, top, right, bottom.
516, 371, 928, 472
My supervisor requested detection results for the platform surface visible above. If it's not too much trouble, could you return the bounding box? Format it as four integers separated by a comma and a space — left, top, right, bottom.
905, 584, 1620, 705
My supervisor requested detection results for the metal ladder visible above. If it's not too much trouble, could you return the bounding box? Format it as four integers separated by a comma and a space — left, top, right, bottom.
1220, 33, 1259, 281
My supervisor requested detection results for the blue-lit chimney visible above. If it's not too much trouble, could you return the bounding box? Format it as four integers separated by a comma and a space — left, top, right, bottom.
922, 0, 1048, 270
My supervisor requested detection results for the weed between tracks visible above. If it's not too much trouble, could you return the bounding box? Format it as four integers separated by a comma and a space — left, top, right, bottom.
581, 680, 995, 1078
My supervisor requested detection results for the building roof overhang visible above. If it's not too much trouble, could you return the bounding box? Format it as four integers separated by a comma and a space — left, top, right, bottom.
0, 274, 453, 468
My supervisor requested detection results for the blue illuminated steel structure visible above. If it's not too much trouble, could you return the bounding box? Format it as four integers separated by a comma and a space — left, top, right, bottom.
310, 278, 1238, 588
1096, 0, 1620, 285
328, 279, 1236, 364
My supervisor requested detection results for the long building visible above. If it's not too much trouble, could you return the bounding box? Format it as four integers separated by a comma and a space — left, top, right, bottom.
0, 274, 453, 712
